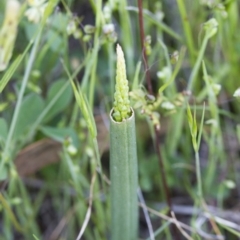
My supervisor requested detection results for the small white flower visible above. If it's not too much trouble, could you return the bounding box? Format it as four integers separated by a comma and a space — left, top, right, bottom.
155, 11, 164, 21
212, 83, 221, 95
223, 179, 236, 189
157, 66, 171, 80
103, 23, 115, 34
233, 88, 240, 98
170, 51, 179, 64
161, 101, 175, 110
205, 119, 218, 127
204, 18, 218, 38
28, 0, 46, 7
66, 20, 77, 35
200, 0, 216, 7
25, 0, 47, 23
67, 144, 77, 156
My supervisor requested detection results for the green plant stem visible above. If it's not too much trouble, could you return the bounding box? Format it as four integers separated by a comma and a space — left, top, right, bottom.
137, 0, 152, 94
89, 0, 102, 108
169, 34, 210, 155
202, 62, 224, 193
0, 193, 25, 233
187, 34, 208, 91
88, 152, 106, 238
110, 108, 138, 240
187, 34, 209, 90
176, 0, 195, 64
118, 0, 134, 76
159, 46, 186, 94
154, 127, 172, 210
107, 43, 115, 100
195, 151, 202, 201
8, 174, 40, 236
89, 42, 99, 108
2, 29, 42, 162
126, 7, 182, 42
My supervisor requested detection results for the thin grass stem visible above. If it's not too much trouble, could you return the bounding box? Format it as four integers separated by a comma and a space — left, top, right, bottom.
2, 29, 42, 163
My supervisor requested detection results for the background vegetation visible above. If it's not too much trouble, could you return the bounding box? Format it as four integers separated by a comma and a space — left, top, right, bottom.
0, 0, 240, 239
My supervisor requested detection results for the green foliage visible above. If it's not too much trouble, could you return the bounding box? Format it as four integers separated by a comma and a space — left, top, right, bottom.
14, 93, 45, 139
110, 109, 138, 240
40, 126, 79, 148
187, 104, 198, 152
0, 0, 240, 239
43, 79, 73, 122
69, 77, 97, 139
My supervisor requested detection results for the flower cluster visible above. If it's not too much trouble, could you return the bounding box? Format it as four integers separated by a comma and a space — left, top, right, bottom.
113, 44, 131, 122
25, 0, 48, 23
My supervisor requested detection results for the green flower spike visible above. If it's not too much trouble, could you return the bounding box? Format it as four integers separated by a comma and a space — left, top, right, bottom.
113, 44, 131, 122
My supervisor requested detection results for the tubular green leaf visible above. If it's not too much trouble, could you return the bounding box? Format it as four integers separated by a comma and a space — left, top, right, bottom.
110, 107, 138, 240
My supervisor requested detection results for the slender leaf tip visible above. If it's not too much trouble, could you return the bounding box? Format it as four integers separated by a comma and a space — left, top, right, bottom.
113, 44, 131, 122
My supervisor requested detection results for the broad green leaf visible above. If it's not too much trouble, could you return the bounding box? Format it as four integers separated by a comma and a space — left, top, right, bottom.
40, 126, 79, 148
51, 12, 68, 32
47, 13, 68, 52
43, 79, 73, 123
24, 22, 39, 41
47, 30, 63, 53
14, 93, 45, 139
